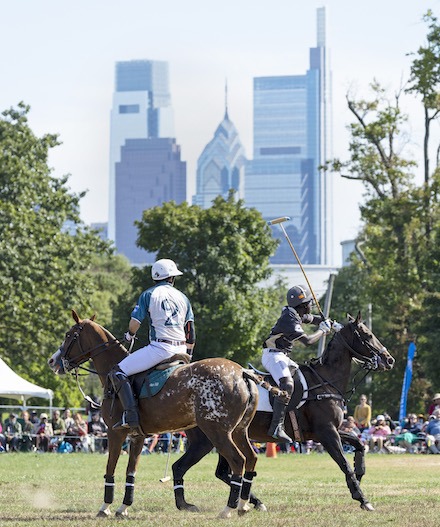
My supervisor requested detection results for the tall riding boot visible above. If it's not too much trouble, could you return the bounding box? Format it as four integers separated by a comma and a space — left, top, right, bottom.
109, 366, 140, 432
268, 375, 294, 443
267, 398, 292, 443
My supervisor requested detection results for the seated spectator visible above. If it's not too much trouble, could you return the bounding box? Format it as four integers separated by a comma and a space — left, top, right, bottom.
394, 413, 424, 453
5, 413, 22, 452
382, 412, 396, 432
367, 414, 391, 453
88, 411, 108, 453
353, 394, 371, 432
51, 410, 66, 437
66, 412, 89, 452
63, 408, 74, 431
425, 409, 440, 454
339, 416, 361, 437
34, 413, 53, 452
20, 411, 35, 452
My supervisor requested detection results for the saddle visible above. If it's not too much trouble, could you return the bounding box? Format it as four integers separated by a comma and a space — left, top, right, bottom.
131, 353, 191, 399
248, 363, 308, 443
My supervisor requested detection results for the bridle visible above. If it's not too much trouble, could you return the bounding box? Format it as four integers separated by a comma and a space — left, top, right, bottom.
59, 322, 127, 373
334, 322, 390, 371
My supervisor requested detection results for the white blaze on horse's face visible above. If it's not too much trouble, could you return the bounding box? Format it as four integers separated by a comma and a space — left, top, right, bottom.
48, 349, 64, 374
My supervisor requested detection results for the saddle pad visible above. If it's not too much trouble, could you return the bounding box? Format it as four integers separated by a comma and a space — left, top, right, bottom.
256, 368, 309, 412
134, 364, 181, 399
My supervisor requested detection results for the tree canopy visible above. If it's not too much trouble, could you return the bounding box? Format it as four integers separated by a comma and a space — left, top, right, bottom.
329, 13, 440, 416
0, 103, 130, 407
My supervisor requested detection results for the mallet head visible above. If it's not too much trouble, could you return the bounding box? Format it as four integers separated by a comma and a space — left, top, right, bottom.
267, 216, 290, 226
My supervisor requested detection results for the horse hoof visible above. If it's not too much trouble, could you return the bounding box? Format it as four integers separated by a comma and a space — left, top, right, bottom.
361, 502, 375, 511
115, 510, 129, 518
254, 502, 268, 512
238, 499, 251, 516
177, 503, 199, 513
96, 510, 110, 518
218, 506, 234, 519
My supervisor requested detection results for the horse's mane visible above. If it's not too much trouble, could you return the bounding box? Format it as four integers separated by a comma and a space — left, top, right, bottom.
86, 319, 129, 356
311, 323, 353, 366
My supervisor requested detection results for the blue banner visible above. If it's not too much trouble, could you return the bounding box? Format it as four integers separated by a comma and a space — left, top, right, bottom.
398, 342, 416, 422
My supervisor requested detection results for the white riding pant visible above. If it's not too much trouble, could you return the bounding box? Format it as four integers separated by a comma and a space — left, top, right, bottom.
118, 341, 187, 376
262, 348, 298, 385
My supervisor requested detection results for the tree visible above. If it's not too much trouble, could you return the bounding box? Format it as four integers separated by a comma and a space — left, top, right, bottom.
113, 192, 283, 365
0, 103, 116, 407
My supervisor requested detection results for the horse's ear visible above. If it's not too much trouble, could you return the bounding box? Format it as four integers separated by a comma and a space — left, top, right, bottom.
347, 313, 354, 323
90, 314, 96, 322
355, 311, 362, 325
72, 309, 80, 324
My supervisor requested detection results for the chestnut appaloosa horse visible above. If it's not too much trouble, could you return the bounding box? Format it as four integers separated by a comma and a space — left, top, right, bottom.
171, 313, 395, 512
48, 310, 270, 519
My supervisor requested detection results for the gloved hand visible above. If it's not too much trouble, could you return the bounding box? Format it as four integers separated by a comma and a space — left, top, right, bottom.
318, 319, 332, 335
332, 321, 344, 332
124, 331, 135, 343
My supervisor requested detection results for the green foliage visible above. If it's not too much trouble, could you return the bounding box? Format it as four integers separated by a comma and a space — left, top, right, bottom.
329, 13, 440, 416
117, 192, 283, 365
0, 104, 124, 407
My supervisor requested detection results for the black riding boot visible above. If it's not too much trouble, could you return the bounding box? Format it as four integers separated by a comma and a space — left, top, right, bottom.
268, 375, 294, 443
267, 398, 292, 443
109, 366, 140, 433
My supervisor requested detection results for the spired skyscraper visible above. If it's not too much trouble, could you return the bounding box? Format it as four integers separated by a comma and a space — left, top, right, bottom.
109, 60, 186, 264
245, 7, 332, 265
193, 89, 246, 208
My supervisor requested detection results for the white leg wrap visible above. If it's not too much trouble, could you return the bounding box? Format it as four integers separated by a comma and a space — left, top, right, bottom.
116, 504, 129, 516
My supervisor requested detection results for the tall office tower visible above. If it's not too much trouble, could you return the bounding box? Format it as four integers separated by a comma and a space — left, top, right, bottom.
245, 7, 332, 265
109, 60, 175, 244
115, 138, 186, 265
193, 92, 246, 207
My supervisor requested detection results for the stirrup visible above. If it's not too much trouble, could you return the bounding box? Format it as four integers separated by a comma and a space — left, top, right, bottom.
112, 411, 139, 432
270, 424, 292, 444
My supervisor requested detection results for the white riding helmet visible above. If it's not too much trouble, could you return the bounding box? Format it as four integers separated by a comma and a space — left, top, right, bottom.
151, 259, 183, 280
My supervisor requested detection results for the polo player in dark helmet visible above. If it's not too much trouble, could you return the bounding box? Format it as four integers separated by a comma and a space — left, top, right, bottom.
262, 285, 343, 442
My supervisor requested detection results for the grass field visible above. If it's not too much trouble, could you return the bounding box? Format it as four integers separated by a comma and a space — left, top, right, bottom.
0, 451, 439, 527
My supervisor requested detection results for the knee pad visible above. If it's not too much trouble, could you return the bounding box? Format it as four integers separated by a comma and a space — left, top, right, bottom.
279, 376, 294, 397
108, 365, 128, 392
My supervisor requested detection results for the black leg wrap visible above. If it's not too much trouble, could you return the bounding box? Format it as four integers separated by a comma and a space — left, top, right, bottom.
227, 475, 242, 509
173, 478, 185, 504
354, 450, 365, 480
240, 471, 256, 501
123, 474, 135, 506
104, 475, 115, 504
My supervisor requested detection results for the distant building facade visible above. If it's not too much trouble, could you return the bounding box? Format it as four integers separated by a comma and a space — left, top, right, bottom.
115, 138, 186, 265
245, 7, 332, 265
193, 103, 246, 208
109, 60, 186, 264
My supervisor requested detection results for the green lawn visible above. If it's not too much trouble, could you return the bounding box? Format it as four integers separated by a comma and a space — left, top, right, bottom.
0, 451, 439, 527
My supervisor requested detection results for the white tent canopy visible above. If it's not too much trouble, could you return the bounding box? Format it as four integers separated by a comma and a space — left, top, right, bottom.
0, 357, 53, 408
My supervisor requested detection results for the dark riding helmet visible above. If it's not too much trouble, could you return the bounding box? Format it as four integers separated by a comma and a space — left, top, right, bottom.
286, 285, 313, 308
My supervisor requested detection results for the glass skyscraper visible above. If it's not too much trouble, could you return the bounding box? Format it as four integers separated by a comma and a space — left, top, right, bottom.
109, 60, 186, 264
193, 100, 246, 208
109, 60, 175, 244
245, 7, 332, 265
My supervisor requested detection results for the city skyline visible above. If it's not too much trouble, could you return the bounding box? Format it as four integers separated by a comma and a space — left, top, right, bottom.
1, 1, 438, 265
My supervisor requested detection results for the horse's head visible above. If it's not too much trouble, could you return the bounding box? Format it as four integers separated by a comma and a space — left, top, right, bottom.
48, 309, 103, 374
337, 312, 395, 371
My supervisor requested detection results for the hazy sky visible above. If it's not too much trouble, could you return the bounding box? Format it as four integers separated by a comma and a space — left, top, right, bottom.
1, 0, 439, 265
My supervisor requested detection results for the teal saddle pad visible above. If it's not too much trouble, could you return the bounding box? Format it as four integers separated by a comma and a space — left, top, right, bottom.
132, 364, 182, 399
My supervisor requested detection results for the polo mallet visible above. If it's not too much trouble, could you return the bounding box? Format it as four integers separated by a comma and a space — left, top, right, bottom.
159, 436, 172, 483
267, 216, 325, 319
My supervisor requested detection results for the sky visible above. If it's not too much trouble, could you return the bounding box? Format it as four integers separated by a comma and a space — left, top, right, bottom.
1, 0, 440, 266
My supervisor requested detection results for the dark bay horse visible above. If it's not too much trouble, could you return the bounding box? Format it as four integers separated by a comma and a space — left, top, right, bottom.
48, 310, 261, 519
172, 313, 395, 512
